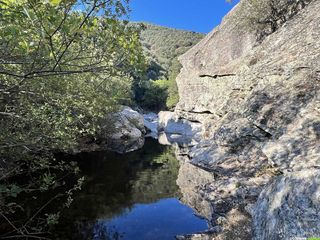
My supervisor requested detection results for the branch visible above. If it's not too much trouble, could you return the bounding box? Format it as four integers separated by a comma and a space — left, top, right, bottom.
0, 112, 21, 118
52, 0, 100, 71
23, 194, 63, 228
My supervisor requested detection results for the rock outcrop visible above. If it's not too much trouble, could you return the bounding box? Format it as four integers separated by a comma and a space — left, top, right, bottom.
107, 106, 146, 153
174, 0, 320, 239
158, 111, 202, 146
78, 106, 146, 154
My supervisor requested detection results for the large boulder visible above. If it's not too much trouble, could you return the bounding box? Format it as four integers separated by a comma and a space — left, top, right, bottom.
107, 106, 146, 153
158, 111, 202, 136
77, 106, 145, 154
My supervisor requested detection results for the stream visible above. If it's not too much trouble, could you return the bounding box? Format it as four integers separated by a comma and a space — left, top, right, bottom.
53, 138, 208, 240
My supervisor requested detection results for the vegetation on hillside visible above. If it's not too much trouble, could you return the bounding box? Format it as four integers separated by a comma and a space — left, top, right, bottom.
139, 23, 204, 80
0, 0, 144, 238
133, 23, 204, 110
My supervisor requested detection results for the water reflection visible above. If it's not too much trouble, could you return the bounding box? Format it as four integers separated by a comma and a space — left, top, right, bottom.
177, 161, 215, 220
53, 139, 208, 240
92, 199, 207, 240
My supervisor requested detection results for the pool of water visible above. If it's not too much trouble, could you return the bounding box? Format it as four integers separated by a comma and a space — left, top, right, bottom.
53, 139, 208, 240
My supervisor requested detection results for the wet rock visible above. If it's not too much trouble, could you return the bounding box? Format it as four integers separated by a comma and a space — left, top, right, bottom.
159, 111, 202, 135
107, 106, 146, 153
158, 132, 197, 147
175, 234, 212, 240
158, 111, 203, 147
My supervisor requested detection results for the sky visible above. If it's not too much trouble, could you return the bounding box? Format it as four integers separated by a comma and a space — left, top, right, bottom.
129, 0, 240, 33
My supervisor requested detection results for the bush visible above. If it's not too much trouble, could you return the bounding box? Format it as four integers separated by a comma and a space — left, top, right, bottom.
0, 0, 144, 238
244, 0, 312, 41
139, 80, 169, 111
131, 22, 204, 111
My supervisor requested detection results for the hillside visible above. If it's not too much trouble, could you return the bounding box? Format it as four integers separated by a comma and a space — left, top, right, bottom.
138, 22, 205, 80
132, 22, 204, 110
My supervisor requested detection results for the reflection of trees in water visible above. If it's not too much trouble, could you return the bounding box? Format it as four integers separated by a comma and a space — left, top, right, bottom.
53, 139, 180, 239
130, 148, 181, 203
61, 221, 124, 240
93, 222, 124, 240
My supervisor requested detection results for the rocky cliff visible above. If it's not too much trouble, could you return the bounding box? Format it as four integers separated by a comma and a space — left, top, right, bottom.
173, 0, 320, 239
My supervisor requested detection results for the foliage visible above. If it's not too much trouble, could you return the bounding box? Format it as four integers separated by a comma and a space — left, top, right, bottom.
138, 77, 180, 111
132, 22, 204, 110
138, 23, 204, 81
0, 0, 145, 238
138, 79, 169, 111
166, 58, 181, 110
242, 0, 312, 41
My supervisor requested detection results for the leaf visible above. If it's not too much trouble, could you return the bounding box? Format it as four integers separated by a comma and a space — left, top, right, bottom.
49, 0, 62, 6
9, 185, 22, 198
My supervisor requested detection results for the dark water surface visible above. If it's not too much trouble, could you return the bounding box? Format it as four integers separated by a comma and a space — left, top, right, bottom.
53, 139, 208, 240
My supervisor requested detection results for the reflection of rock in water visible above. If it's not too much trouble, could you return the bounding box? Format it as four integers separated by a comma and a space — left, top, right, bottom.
175, 148, 215, 221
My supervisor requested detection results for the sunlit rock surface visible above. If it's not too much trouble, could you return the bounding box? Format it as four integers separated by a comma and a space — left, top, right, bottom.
157, 111, 203, 148
173, 0, 320, 239
158, 111, 202, 136
253, 169, 320, 240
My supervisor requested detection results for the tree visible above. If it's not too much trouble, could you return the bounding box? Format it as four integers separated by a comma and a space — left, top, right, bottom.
0, 0, 145, 237
0, 0, 145, 149
243, 0, 312, 41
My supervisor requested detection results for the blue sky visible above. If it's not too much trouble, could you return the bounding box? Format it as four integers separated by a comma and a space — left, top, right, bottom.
129, 0, 240, 33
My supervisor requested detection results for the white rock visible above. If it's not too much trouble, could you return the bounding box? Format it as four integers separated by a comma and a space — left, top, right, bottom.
143, 112, 159, 138
158, 111, 202, 136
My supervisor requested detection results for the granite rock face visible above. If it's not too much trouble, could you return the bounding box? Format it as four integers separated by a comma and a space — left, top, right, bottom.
174, 0, 320, 239
253, 169, 320, 240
